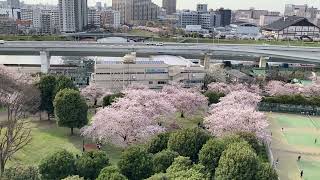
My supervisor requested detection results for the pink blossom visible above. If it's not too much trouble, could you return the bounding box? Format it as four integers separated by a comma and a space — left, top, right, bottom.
208, 82, 261, 95
204, 105, 269, 141
81, 107, 165, 147
112, 89, 176, 120
80, 83, 109, 106
205, 90, 269, 141
162, 85, 208, 117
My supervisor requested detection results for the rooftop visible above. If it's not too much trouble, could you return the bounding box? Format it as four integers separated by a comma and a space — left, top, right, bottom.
96, 55, 199, 67
263, 16, 318, 31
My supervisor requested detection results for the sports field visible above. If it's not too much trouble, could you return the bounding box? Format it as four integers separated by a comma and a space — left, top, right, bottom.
268, 113, 320, 180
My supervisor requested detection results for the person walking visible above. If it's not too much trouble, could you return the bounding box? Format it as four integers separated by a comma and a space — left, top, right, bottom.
300, 170, 304, 178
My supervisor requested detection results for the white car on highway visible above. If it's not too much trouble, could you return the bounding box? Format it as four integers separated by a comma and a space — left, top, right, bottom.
0, 40, 5, 44
156, 42, 164, 46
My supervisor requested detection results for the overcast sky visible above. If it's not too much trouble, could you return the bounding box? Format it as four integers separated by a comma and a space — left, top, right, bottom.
21, 0, 320, 12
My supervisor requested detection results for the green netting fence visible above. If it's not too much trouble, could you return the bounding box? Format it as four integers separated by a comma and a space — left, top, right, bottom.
259, 102, 320, 115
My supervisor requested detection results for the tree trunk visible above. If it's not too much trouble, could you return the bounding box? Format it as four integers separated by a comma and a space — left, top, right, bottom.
70, 127, 74, 135
39, 112, 42, 121
0, 160, 5, 176
47, 113, 50, 121
181, 112, 184, 118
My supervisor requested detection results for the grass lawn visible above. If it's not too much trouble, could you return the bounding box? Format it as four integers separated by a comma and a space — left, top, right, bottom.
175, 114, 203, 129
283, 132, 320, 148
274, 114, 318, 128
9, 120, 122, 166
298, 160, 320, 180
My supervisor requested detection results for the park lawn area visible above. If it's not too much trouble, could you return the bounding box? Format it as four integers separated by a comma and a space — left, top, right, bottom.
9, 120, 122, 166
283, 131, 320, 148
128, 29, 158, 37
175, 114, 203, 129
298, 160, 320, 180
274, 114, 317, 128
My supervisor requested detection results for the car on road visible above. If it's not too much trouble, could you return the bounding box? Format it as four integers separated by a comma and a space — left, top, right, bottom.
156, 42, 164, 46
0, 40, 5, 44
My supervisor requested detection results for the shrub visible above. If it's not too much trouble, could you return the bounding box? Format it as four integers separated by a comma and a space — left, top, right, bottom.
75, 151, 110, 180
118, 146, 153, 180
256, 162, 278, 180
167, 128, 210, 162
97, 166, 128, 180
102, 93, 123, 107
3, 165, 40, 180
146, 132, 171, 154
235, 132, 262, 153
204, 91, 225, 105
199, 138, 225, 176
215, 141, 258, 180
62, 175, 84, 180
153, 150, 179, 173
39, 150, 76, 180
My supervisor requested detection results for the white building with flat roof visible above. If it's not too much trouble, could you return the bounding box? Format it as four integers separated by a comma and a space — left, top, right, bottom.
92, 54, 205, 92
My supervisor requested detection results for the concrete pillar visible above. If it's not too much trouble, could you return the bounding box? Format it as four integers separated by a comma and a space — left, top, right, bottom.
40, 51, 51, 73
204, 53, 211, 70
259, 56, 269, 68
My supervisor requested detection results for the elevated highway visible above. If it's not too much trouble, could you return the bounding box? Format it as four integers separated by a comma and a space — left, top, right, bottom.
1, 41, 320, 73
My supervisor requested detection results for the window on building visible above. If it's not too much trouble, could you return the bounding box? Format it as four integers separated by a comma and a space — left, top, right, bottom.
158, 81, 167, 85
149, 81, 153, 84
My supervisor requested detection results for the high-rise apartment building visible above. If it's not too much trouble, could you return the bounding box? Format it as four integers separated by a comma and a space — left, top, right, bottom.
162, 0, 176, 15
88, 8, 101, 28
59, 0, 88, 33
7, 0, 20, 8
112, 0, 159, 25
101, 9, 120, 28
40, 13, 51, 34
217, 8, 231, 27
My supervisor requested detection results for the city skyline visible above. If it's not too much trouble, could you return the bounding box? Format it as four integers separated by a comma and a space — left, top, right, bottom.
20, 0, 320, 12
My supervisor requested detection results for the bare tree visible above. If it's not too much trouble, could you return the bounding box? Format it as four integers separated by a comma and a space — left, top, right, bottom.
0, 66, 40, 175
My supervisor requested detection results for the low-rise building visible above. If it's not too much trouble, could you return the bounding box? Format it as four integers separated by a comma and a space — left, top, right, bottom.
230, 22, 260, 37
185, 25, 209, 34
262, 16, 320, 40
92, 53, 205, 92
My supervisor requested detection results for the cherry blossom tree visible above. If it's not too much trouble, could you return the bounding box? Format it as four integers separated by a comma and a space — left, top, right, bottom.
0, 66, 40, 174
213, 90, 262, 108
112, 89, 176, 120
80, 83, 109, 107
208, 82, 261, 95
162, 85, 208, 118
81, 107, 165, 147
207, 83, 230, 94
265, 81, 302, 96
204, 90, 269, 141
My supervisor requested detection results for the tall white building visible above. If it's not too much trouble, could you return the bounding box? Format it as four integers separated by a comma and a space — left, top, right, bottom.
59, 0, 88, 33
88, 8, 101, 28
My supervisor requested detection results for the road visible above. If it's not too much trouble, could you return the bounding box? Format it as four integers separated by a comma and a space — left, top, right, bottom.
1, 41, 320, 63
